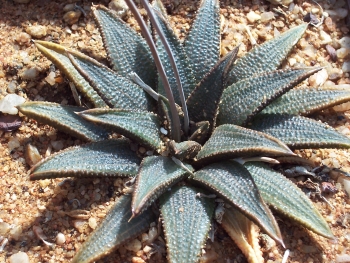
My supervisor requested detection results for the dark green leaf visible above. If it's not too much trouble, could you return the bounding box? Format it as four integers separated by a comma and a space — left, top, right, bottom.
189, 121, 210, 144
187, 48, 238, 128
244, 162, 334, 238
250, 114, 350, 149
34, 41, 106, 108
132, 156, 192, 216
190, 161, 282, 244
72, 195, 155, 263
18, 102, 109, 142
185, 0, 220, 83
68, 51, 153, 111
153, 2, 196, 102
195, 124, 294, 166
168, 140, 202, 160
93, 5, 156, 87
160, 186, 215, 263
262, 87, 350, 115
218, 68, 320, 126
226, 23, 308, 85
79, 109, 162, 150
30, 139, 140, 180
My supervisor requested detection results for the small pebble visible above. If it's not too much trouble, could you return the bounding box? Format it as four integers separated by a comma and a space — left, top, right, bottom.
0, 222, 10, 235
320, 30, 332, 45
125, 238, 142, 252
0, 94, 25, 115
339, 36, 350, 49
88, 217, 97, 229
328, 68, 343, 80
51, 140, 64, 151
45, 71, 56, 85
109, 0, 129, 18
337, 47, 350, 59
56, 233, 66, 245
246, 11, 261, 23
15, 32, 31, 45
26, 25, 47, 38
260, 11, 274, 23
22, 67, 39, 80
342, 61, 350, 73
326, 45, 337, 61
63, 3, 76, 12
0, 114, 22, 131
25, 143, 42, 166
324, 17, 336, 31
63, 10, 82, 25
9, 251, 30, 263
303, 13, 319, 25
308, 68, 328, 87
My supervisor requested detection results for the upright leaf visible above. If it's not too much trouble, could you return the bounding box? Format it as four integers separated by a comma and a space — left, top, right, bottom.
72, 195, 155, 263
132, 156, 193, 216
244, 162, 334, 238
153, 2, 196, 102
191, 161, 283, 244
34, 41, 106, 108
226, 23, 308, 85
160, 186, 215, 263
68, 51, 153, 111
195, 124, 294, 166
250, 114, 350, 149
93, 5, 156, 87
218, 68, 320, 126
79, 109, 162, 150
30, 139, 140, 180
18, 102, 109, 142
187, 48, 238, 128
262, 87, 350, 115
185, 0, 220, 83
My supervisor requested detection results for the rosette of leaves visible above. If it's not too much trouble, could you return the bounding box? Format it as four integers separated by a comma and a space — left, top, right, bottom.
18, 0, 350, 262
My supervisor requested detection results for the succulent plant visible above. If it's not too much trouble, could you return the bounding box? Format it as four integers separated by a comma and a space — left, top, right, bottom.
18, 0, 350, 262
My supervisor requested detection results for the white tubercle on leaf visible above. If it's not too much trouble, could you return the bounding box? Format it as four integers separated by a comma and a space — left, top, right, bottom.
0, 94, 26, 115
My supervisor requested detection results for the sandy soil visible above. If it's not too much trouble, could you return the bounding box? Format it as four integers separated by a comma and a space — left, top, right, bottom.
0, 0, 350, 263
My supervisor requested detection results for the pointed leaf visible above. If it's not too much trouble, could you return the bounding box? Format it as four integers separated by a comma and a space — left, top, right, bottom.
218, 68, 320, 126
72, 195, 155, 263
250, 114, 350, 149
79, 109, 162, 150
185, 0, 220, 83
18, 102, 109, 141
153, 3, 196, 102
262, 87, 350, 115
160, 186, 215, 263
34, 41, 106, 108
190, 161, 282, 244
195, 124, 294, 166
226, 23, 308, 85
187, 48, 238, 128
30, 139, 140, 180
132, 156, 192, 216
93, 6, 156, 87
68, 51, 153, 111
221, 207, 264, 263
244, 162, 333, 238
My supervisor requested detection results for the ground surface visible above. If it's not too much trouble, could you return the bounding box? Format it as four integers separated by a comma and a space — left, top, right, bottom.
0, 0, 350, 263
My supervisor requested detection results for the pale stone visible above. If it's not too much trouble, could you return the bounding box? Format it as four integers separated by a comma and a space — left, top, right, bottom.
342, 61, 350, 73
339, 36, 350, 49
337, 48, 350, 59
246, 11, 261, 23
0, 94, 26, 115
26, 25, 47, 38
56, 233, 66, 245
9, 252, 29, 263
320, 30, 332, 45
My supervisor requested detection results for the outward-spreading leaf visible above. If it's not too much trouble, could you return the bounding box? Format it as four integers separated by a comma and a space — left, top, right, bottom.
221, 207, 264, 263
68, 50, 153, 111
30, 139, 140, 180
72, 195, 154, 263
190, 161, 282, 244
18, 102, 109, 141
226, 23, 308, 85
218, 68, 321, 126
250, 114, 350, 149
244, 162, 334, 238
196, 124, 294, 165
187, 48, 238, 128
34, 41, 106, 108
132, 156, 193, 216
185, 0, 220, 83
262, 87, 350, 115
79, 109, 162, 150
153, 1, 196, 102
92, 5, 156, 87
160, 186, 215, 263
